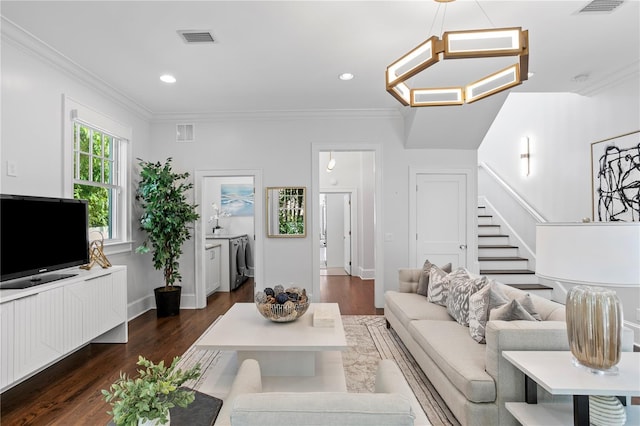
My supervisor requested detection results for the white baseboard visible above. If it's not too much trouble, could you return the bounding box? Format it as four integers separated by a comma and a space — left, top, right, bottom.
358, 267, 375, 280
127, 295, 154, 320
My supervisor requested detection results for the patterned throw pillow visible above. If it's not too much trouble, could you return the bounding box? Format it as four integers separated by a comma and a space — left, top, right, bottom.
446, 274, 489, 326
426, 264, 457, 306
417, 261, 452, 297
468, 281, 507, 343
416, 259, 433, 296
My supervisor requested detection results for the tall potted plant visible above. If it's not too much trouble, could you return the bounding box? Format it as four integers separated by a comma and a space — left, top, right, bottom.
136, 158, 199, 317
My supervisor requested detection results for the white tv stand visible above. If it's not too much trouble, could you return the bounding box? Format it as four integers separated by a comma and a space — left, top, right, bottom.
0, 265, 127, 392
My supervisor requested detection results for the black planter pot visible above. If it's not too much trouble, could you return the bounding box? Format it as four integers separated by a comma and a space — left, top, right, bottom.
154, 285, 182, 317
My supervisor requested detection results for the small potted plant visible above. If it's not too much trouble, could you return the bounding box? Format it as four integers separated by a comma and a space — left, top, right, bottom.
102, 355, 201, 426
136, 158, 199, 317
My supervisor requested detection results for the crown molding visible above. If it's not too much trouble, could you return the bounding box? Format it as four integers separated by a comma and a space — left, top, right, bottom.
575, 60, 640, 97
150, 108, 402, 123
1, 16, 153, 121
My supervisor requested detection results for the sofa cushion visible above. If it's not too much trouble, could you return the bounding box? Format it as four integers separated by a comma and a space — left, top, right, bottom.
230, 392, 415, 426
446, 275, 489, 326
427, 266, 466, 306
385, 291, 454, 329
407, 320, 496, 403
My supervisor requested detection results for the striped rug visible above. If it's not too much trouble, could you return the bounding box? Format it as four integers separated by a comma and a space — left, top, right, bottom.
177, 315, 458, 426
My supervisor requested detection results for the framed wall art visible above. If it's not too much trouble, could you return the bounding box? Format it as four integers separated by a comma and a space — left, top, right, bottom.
221, 184, 254, 216
591, 130, 640, 222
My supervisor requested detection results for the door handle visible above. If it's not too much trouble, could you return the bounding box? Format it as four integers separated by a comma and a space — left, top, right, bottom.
459, 244, 467, 250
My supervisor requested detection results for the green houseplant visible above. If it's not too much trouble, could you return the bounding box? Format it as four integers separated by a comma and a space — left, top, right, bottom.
136, 158, 199, 316
102, 356, 201, 426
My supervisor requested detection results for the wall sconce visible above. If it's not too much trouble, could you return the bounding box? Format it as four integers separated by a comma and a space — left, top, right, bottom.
520, 136, 530, 176
326, 152, 336, 172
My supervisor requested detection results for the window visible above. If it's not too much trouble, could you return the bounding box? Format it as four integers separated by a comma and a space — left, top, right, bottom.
64, 96, 131, 252
73, 123, 121, 239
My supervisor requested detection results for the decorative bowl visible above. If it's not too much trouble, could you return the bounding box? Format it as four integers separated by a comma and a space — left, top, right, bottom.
255, 286, 309, 322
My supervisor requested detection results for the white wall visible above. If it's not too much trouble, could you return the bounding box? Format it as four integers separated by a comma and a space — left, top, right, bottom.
1, 34, 154, 319
2, 24, 479, 312
478, 76, 640, 343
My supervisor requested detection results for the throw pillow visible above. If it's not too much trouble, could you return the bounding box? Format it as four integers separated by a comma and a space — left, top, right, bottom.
416, 259, 433, 297
447, 274, 489, 326
425, 263, 454, 306
515, 293, 542, 320
468, 281, 507, 343
489, 299, 538, 321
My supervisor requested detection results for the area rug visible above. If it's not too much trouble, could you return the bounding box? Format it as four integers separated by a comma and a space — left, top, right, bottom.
177, 315, 459, 426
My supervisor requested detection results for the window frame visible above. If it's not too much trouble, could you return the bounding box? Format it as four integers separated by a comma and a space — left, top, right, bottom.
63, 95, 132, 255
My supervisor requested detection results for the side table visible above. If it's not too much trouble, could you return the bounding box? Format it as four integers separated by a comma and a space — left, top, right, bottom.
502, 351, 640, 426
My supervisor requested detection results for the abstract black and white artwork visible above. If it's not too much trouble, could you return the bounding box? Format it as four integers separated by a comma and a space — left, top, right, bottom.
591, 130, 640, 222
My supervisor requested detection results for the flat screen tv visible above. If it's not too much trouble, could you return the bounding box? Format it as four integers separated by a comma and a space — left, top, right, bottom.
0, 194, 90, 289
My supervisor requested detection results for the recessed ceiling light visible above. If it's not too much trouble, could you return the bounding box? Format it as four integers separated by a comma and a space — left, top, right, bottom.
160, 74, 177, 83
339, 73, 354, 81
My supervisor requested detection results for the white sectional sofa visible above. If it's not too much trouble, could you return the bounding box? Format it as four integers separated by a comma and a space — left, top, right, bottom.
384, 267, 633, 426
215, 358, 430, 426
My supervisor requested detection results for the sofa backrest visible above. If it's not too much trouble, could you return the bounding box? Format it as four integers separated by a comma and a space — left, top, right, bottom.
230, 392, 415, 426
497, 282, 565, 321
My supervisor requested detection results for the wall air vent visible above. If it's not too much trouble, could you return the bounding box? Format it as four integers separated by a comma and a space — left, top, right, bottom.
577, 0, 625, 13
176, 124, 194, 143
178, 30, 215, 44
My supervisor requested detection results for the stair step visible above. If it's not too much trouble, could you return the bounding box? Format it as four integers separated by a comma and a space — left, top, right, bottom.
478, 235, 510, 245
481, 269, 539, 284
508, 283, 553, 291
478, 216, 494, 225
478, 225, 502, 236
478, 245, 519, 257
478, 257, 527, 261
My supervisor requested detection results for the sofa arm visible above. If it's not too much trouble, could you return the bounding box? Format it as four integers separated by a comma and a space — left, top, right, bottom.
375, 359, 430, 426
215, 359, 262, 426
485, 320, 569, 426
398, 268, 422, 293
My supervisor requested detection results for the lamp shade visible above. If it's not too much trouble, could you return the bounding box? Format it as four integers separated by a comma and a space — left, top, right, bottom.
535, 223, 640, 287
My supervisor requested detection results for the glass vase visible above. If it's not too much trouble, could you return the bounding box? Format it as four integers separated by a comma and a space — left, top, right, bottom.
566, 285, 623, 374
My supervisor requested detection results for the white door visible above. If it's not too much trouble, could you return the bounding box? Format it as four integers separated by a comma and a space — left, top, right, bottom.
416, 173, 467, 268
343, 194, 352, 275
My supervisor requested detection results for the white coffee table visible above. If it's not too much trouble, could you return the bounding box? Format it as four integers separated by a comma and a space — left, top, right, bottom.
196, 302, 347, 379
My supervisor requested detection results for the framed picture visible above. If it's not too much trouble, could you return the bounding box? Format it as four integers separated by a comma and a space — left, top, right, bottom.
591, 130, 640, 222
221, 184, 254, 216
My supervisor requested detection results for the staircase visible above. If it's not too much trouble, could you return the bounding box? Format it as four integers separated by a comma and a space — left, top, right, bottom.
477, 206, 552, 298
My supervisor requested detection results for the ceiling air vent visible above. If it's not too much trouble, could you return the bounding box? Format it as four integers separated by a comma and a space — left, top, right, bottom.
176, 124, 194, 143
178, 30, 215, 44
577, 0, 625, 13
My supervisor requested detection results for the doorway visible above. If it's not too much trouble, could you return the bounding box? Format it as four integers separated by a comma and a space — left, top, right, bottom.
409, 168, 474, 270
312, 146, 383, 308
320, 191, 355, 276
194, 169, 263, 309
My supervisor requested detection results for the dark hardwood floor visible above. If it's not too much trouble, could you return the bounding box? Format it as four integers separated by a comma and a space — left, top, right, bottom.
0, 275, 378, 425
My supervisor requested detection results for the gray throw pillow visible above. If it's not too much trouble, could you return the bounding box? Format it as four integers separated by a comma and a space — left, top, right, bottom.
416, 259, 433, 297
446, 274, 489, 326
489, 299, 537, 321
468, 281, 506, 343
426, 265, 461, 307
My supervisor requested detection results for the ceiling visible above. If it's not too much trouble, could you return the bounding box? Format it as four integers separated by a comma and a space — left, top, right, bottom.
2, 1, 639, 148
